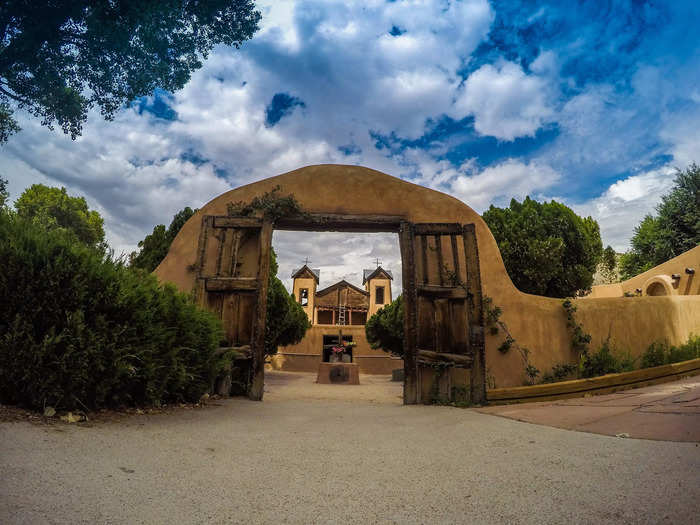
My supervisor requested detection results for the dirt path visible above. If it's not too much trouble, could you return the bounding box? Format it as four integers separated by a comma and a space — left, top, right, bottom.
2, 372, 699, 524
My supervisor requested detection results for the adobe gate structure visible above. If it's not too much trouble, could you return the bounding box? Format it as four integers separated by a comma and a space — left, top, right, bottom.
155, 164, 700, 402
187, 209, 486, 404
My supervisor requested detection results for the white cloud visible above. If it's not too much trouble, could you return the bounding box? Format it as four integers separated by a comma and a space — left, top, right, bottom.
450, 159, 561, 211
452, 61, 555, 140
573, 167, 673, 251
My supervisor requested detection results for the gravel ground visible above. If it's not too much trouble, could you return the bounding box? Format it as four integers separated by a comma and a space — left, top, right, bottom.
1, 373, 699, 524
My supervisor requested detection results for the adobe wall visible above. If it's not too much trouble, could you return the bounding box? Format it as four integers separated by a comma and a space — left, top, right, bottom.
587, 245, 700, 298
155, 164, 700, 388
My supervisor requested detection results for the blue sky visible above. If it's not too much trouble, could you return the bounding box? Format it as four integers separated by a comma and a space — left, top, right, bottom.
2, 0, 699, 292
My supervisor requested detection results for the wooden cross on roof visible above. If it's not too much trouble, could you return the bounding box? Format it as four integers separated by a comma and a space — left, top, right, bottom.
374, 258, 382, 268
303, 257, 312, 266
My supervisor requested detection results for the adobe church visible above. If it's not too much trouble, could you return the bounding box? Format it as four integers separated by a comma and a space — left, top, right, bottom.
268, 264, 403, 374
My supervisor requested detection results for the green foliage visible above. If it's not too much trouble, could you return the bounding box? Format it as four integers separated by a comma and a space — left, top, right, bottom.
640, 336, 700, 368
580, 339, 636, 378
0, 176, 8, 209
265, 248, 311, 355
0, 1, 261, 143
14, 184, 105, 248
0, 212, 226, 411
130, 207, 197, 272
524, 364, 540, 385
483, 197, 603, 297
365, 295, 404, 358
497, 335, 514, 354
640, 341, 668, 368
227, 185, 308, 222
484, 296, 502, 335
541, 363, 578, 384
562, 299, 592, 353
602, 245, 617, 273
620, 164, 700, 279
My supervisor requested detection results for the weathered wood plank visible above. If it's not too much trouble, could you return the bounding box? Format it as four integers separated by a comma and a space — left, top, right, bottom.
228, 229, 241, 276
275, 213, 404, 232
248, 219, 273, 401
420, 234, 428, 285
205, 277, 258, 292
213, 216, 263, 228
413, 223, 463, 235
399, 221, 419, 404
417, 349, 474, 367
450, 234, 460, 282
462, 223, 486, 405
417, 284, 469, 299
434, 235, 445, 285
215, 228, 227, 276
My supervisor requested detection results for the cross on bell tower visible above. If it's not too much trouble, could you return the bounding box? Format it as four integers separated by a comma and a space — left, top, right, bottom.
374, 258, 382, 268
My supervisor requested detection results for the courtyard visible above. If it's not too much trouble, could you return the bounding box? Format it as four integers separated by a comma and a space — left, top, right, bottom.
2, 372, 698, 524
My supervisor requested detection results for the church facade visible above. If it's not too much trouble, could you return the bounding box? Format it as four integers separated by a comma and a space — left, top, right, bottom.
268, 265, 403, 374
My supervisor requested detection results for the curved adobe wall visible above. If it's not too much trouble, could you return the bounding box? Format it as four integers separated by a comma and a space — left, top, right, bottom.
155, 165, 700, 388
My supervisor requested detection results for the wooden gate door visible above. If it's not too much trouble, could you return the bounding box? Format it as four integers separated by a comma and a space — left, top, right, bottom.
194, 215, 273, 400
399, 222, 486, 405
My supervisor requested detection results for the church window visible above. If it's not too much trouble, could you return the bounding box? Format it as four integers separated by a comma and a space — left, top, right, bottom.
375, 286, 385, 304
300, 288, 308, 306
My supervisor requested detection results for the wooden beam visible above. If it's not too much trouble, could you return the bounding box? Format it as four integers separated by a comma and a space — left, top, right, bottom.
462, 223, 486, 405
417, 349, 474, 367
205, 277, 258, 292
414, 223, 463, 235
417, 284, 468, 299
399, 221, 419, 404
213, 216, 263, 228
450, 234, 460, 281
275, 213, 404, 232
248, 219, 273, 401
434, 235, 445, 285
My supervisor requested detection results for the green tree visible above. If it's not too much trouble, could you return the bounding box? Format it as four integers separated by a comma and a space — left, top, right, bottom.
0, 176, 8, 209
265, 249, 311, 356
365, 295, 404, 358
130, 207, 197, 272
619, 164, 700, 279
483, 197, 603, 297
0, 1, 261, 143
15, 184, 105, 248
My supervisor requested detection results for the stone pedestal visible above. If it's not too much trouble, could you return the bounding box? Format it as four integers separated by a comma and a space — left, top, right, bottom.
316, 362, 360, 385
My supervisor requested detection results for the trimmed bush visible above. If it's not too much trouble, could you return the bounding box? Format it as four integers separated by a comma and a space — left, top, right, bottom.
640, 335, 700, 369
580, 340, 636, 378
0, 212, 226, 411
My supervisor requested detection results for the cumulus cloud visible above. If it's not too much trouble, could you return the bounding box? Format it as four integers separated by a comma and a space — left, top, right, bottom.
451, 159, 561, 211
452, 61, 555, 140
3, 0, 700, 289
573, 167, 674, 251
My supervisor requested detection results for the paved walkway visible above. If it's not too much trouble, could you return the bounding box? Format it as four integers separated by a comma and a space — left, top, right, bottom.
1, 372, 699, 524
479, 376, 700, 442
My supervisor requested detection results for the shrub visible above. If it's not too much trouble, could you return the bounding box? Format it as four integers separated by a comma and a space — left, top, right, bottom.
365, 296, 404, 358
541, 363, 578, 384
0, 213, 226, 411
580, 340, 635, 378
640, 335, 700, 368
668, 335, 700, 363
640, 341, 668, 369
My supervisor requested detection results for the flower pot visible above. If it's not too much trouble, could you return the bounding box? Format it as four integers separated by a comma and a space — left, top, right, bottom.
342, 354, 351, 363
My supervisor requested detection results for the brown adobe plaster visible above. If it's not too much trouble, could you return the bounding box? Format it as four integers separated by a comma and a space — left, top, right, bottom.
155, 164, 700, 388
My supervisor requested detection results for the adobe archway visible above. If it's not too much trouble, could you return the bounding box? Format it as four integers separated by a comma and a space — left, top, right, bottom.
642, 275, 676, 296
156, 165, 518, 404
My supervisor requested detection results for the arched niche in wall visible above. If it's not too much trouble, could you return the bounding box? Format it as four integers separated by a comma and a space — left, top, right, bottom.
642, 275, 676, 296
